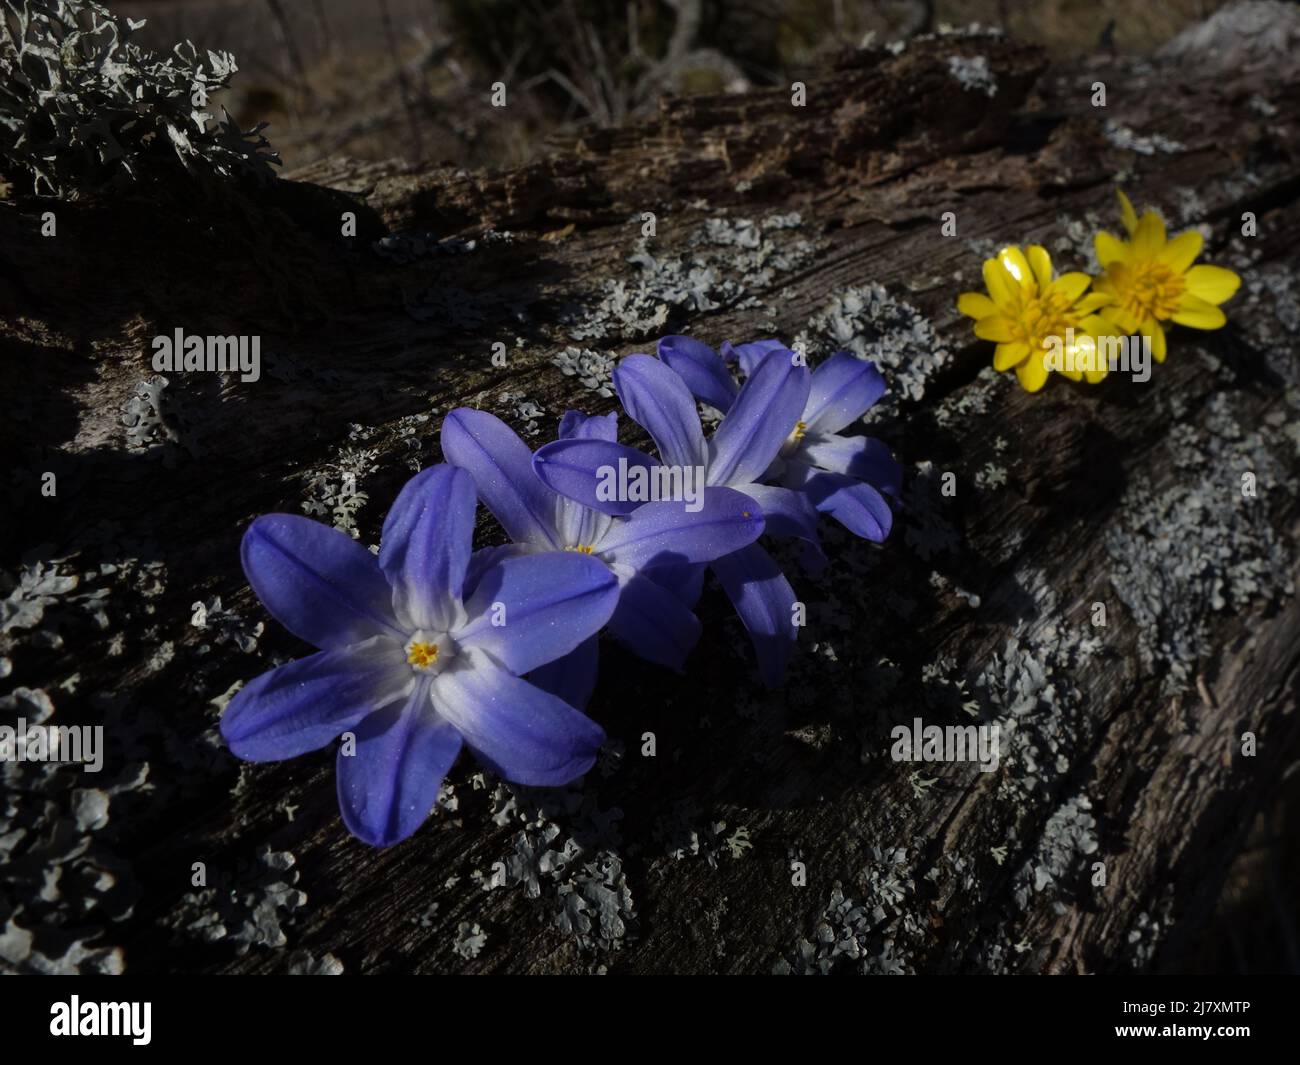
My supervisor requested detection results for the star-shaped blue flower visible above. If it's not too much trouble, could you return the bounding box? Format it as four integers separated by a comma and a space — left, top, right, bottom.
659, 336, 901, 542
442, 407, 764, 706
220, 464, 620, 847
532, 348, 818, 686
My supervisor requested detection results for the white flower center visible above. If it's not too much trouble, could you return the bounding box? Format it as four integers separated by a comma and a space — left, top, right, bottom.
403, 630, 455, 674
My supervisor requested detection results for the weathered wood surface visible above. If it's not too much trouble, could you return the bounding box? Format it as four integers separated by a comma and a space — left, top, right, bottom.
2, 21, 1298, 974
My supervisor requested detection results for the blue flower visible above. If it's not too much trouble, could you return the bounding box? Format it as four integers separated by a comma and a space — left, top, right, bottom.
532, 349, 816, 687
659, 336, 902, 543
220, 464, 620, 847
442, 407, 764, 706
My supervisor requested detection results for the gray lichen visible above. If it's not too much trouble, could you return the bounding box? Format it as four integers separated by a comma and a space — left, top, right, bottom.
1104, 389, 1296, 693
121, 375, 201, 461
483, 782, 635, 954
795, 284, 951, 408
164, 847, 306, 955
565, 212, 818, 342
946, 55, 998, 97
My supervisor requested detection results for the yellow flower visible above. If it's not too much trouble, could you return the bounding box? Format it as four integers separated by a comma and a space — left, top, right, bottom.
1092, 190, 1241, 362
956, 245, 1117, 393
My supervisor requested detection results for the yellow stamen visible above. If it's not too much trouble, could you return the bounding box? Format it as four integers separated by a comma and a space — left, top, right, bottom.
406, 641, 439, 669
567, 544, 595, 554
791, 420, 807, 442
1112, 260, 1186, 323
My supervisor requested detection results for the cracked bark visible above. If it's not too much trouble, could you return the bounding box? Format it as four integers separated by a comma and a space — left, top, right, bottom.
2, 25, 1298, 974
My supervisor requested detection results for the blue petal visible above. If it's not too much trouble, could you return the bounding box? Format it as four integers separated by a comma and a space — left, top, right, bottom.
657, 335, 738, 413
379, 464, 476, 632
441, 408, 560, 549
804, 353, 887, 434
644, 561, 705, 607
559, 409, 618, 442
711, 543, 798, 687
803, 470, 894, 541
721, 338, 787, 376
222, 640, 411, 762
464, 543, 531, 598
735, 482, 821, 543
608, 568, 702, 671
241, 514, 402, 651
532, 438, 659, 516
798, 433, 903, 494
529, 636, 600, 712
336, 681, 462, 847
597, 486, 765, 570
432, 650, 605, 787
707, 349, 810, 487
456, 551, 619, 674
612, 354, 706, 468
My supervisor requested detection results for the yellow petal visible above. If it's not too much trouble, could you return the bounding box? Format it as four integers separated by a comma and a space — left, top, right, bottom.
1159, 230, 1203, 274
993, 341, 1029, 370
1050, 271, 1091, 305
983, 257, 1017, 307
997, 246, 1036, 293
1183, 264, 1241, 305
1143, 318, 1167, 363
1026, 245, 1054, 291
975, 316, 1015, 342
1079, 313, 1118, 337
1083, 364, 1109, 384
1131, 211, 1166, 259
1076, 291, 1113, 315
1117, 190, 1138, 235
1094, 230, 1128, 267
1015, 353, 1050, 393
957, 291, 998, 320
1108, 306, 1142, 334
1171, 295, 1226, 330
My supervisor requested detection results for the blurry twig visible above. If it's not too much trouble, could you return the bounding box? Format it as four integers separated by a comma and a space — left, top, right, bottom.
377, 0, 424, 164
263, 0, 314, 114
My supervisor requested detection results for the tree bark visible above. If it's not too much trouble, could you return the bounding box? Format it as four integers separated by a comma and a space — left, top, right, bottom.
1, 15, 1298, 974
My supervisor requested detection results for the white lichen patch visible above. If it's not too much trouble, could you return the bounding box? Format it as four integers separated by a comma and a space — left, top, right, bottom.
164, 847, 306, 954
482, 782, 635, 954
301, 444, 379, 538
1103, 120, 1186, 156
552, 346, 617, 398
1104, 390, 1296, 693
795, 284, 951, 410
564, 213, 819, 342
946, 55, 997, 97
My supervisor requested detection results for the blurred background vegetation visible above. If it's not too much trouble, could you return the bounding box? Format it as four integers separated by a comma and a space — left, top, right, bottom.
115, 0, 1233, 171
106, 0, 1297, 975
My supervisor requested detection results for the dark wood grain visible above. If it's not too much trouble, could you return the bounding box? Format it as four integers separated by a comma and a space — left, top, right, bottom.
2, 25, 1297, 975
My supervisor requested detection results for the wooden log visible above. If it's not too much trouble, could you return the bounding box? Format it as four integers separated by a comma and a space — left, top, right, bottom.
1, 14, 1297, 974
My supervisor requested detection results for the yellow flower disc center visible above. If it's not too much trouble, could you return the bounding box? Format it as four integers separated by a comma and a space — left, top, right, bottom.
1012, 291, 1073, 349
406, 640, 439, 670
1117, 260, 1185, 322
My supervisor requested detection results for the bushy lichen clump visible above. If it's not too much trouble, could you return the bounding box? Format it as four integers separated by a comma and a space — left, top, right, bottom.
0, 0, 278, 196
